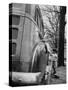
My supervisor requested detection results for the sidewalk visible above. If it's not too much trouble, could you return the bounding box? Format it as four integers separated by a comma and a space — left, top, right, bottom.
50, 66, 66, 84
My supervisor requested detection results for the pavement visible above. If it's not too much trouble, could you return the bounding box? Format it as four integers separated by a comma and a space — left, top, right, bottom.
10, 66, 66, 86
50, 66, 66, 84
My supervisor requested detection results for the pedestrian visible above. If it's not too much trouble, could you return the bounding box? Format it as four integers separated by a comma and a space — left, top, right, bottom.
51, 49, 59, 79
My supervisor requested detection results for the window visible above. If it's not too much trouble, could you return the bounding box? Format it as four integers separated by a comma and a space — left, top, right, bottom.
12, 43, 16, 55
9, 15, 20, 25
12, 28, 18, 39
9, 28, 18, 39
25, 4, 31, 14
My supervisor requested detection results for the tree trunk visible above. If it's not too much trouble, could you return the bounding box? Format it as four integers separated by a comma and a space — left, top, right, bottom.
58, 6, 66, 66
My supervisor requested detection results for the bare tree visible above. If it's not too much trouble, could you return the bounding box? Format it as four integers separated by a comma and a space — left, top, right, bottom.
40, 5, 66, 66
40, 5, 60, 50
